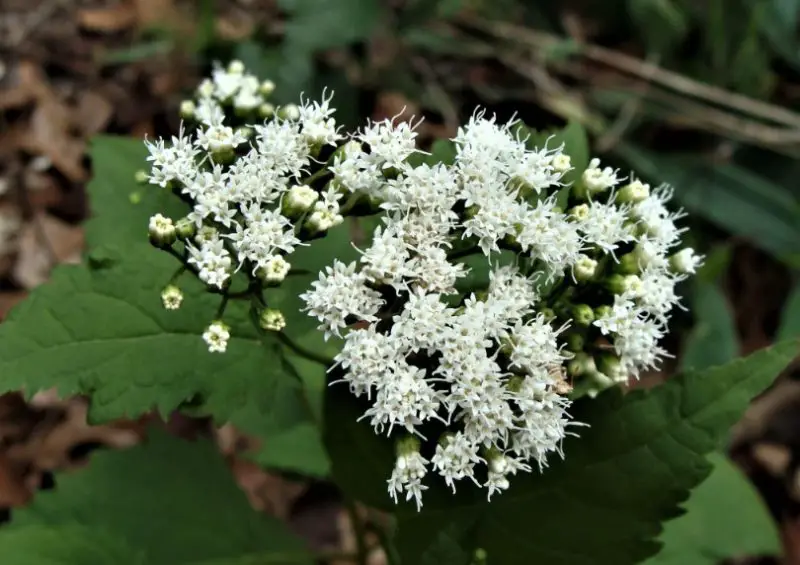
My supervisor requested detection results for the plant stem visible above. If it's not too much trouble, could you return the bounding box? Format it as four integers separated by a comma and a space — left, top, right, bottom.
345, 499, 370, 565
275, 332, 334, 367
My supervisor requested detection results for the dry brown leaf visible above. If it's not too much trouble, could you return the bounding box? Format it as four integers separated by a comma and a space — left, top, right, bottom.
132, 0, 183, 29
12, 213, 84, 289
752, 442, 792, 477
0, 60, 48, 111
0, 454, 31, 507
77, 3, 137, 33
230, 457, 307, 517
74, 91, 114, 136
26, 98, 87, 182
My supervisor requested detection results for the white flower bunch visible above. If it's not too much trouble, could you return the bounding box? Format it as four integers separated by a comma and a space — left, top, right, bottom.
300, 112, 702, 510
143, 61, 347, 353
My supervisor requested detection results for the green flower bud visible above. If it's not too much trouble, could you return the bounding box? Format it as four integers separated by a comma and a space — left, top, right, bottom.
572, 304, 595, 326
597, 353, 628, 383
260, 79, 276, 96
564, 332, 585, 352
258, 103, 275, 119
567, 352, 596, 377
551, 153, 571, 173
259, 309, 286, 332
617, 252, 640, 275
175, 217, 196, 241
282, 185, 319, 217
227, 60, 245, 74
594, 304, 612, 320
160, 285, 184, 310
134, 169, 150, 185
279, 103, 300, 120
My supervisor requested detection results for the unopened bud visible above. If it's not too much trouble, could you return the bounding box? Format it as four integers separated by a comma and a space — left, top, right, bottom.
617, 252, 640, 275
616, 179, 650, 203
179, 100, 196, 120
567, 352, 596, 377
175, 217, 196, 241
227, 60, 245, 74
572, 304, 595, 326
258, 103, 275, 118
279, 104, 300, 120
148, 214, 176, 246
259, 309, 286, 332
283, 185, 319, 216
564, 332, 585, 352
574, 255, 598, 281
597, 354, 627, 383
134, 169, 150, 185
260, 79, 276, 96
569, 203, 589, 221
551, 153, 571, 173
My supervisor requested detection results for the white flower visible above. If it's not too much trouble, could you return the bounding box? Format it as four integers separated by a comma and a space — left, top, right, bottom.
160, 285, 184, 310
298, 90, 341, 146
148, 214, 176, 243
300, 261, 385, 339
582, 157, 621, 193
431, 432, 483, 492
358, 117, 419, 169
574, 201, 635, 255
671, 247, 704, 274
284, 185, 319, 214
259, 309, 286, 332
258, 255, 291, 283
388, 445, 428, 511
203, 321, 230, 353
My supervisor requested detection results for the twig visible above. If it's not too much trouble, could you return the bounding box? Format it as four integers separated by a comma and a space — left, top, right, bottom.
468, 18, 800, 130
410, 56, 460, 134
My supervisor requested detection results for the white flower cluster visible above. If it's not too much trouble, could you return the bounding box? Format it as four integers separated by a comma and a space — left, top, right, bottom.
301, 113, 702, 510
144, 62, 347, 353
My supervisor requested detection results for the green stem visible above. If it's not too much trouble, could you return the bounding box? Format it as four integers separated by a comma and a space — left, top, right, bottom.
168, 265, 187, 284
275, 332, 334, 367
215, 295, 229, 320
345, 499, 370, 565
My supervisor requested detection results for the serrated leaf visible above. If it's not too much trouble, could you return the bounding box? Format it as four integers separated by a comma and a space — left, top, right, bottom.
0, 245, 328, 476
2, 430, 312, 565
644, 451, 779, 565
326, 341, 799, 565
86, 136, 188, 251
680, 282, 739, 372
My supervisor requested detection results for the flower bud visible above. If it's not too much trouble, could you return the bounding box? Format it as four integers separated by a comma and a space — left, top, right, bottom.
606, 273, 639, 295
616, 252, 640, 275
148, 214, 176, 246
161, 285, 184, 310
175, 217, 196, 241
259, 309, 286, 332
551, 153, 571, 173
306, 208, 343, 234
568, 203, 589, 221
670, 247, 703, 275
597, 353, 627, 383
572, 304, 595, 326
195, 225, 219, 244
564, 332, 585, 352
574, 254, 598, 282
260, 79, 276, 96
258, 103, 275, 119
585, 371, 615, 398
582, 158, 619, 194
179, 100, 196, 120
567, 352, 596, 377
594, 305, 612, 320
197, 78, 214, 98
256, 255, 291, 284
621, 274, 643, 297
283, 185, 319, 216
227, 60, 245, 74
279, 103, 300, 121
616, 179, 650, 203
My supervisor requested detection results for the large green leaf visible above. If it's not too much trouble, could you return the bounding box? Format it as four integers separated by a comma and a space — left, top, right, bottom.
644, 451, 779, 565
680, 282, 739, 372
1, 430, 312, 565
0, 244, 328, 476
326, 341, 799, 565
615, 145, 800, 265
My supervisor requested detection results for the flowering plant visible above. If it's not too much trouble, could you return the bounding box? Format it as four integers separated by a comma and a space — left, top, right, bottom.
0, 61, 795, 565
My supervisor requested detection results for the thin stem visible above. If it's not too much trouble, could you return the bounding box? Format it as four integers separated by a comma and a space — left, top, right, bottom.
275, 332, 334, 367
345, 499, 370, 565
214, 295, 229, 320
168, 265, 187, 285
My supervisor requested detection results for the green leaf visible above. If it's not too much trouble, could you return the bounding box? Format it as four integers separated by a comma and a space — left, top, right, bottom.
777, 282, 800, 342
326, 341, 799, 565
281, 0, 382, 50
1, 430, 312, 565
680, 282, 739, 372
615, 145, 800, 265
0, 245, 328, 476
0, 525, 143, 565
86, 136, 188, 251
628, 0, 689, 55
644, 451, 779, 565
